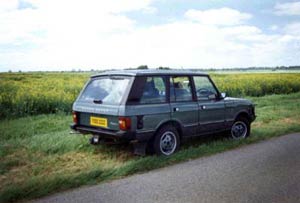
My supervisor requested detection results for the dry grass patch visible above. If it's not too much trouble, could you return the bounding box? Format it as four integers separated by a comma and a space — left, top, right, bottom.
0, 151, 128, 192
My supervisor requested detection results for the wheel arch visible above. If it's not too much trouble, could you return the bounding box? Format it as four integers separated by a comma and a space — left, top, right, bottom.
234, 110, 251, 122
154, 119, 183, 139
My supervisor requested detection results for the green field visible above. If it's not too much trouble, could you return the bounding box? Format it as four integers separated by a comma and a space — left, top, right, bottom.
1, 72, 300, 118
1, 72, 300, 202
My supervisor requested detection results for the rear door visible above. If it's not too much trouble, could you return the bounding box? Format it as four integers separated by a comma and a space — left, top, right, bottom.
125, 76, 170, 132
169, 76, 198, 136
73, 75, 132, 131
193, 76, 225, 133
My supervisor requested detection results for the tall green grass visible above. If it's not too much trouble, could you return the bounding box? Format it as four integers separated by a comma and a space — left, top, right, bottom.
1, 92, 300, 202
0, 73, 88, 118
1, 72, 300, 119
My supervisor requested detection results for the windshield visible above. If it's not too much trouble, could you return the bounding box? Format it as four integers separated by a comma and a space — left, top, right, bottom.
79, 76, 131, 105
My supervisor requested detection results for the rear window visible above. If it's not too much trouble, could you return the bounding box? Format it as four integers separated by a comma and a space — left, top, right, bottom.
79, 76, 131, 105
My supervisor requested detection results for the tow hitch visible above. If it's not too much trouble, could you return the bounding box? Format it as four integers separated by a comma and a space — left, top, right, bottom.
69, 130, 80, 134
90, 135, 100, 145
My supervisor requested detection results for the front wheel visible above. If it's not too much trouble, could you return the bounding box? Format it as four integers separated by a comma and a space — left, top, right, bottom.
153, 125, 180, 156
230, 117, 250, 140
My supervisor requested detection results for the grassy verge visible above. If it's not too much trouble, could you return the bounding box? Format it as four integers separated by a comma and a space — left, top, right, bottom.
1, 93, 300, 202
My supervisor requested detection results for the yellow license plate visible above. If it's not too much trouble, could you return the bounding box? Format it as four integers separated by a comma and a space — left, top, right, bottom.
90, 116, 108, 128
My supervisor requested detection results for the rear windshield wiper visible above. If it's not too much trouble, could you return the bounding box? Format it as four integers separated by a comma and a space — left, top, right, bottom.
93, 99, 103, 104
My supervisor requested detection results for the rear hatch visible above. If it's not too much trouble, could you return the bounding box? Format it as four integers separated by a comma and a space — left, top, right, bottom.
73, 75, 132, 131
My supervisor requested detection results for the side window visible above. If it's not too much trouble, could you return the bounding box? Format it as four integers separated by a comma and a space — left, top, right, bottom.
194, 76, 218, 100
139, 77, 166, 104
170, 76, 193, 102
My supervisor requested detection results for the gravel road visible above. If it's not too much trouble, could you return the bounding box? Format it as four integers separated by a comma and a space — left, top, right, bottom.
31, 133, 300, 203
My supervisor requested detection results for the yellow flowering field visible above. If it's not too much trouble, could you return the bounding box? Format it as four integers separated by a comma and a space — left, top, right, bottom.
1, 72, 300, 118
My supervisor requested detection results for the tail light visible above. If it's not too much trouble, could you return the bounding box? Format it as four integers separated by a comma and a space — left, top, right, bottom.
72, 111, 78, 124
119, 117, 131, 131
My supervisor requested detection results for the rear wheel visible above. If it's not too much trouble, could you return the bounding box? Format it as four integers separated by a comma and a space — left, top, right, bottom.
153, 125, 180, 156
230, 117, 250, 140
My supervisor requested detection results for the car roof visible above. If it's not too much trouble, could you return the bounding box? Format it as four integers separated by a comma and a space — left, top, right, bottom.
91, 69, 208, 78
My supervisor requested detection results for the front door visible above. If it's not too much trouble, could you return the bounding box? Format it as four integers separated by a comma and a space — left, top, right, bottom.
193, 76, 225, 133
169, 76, 199, 136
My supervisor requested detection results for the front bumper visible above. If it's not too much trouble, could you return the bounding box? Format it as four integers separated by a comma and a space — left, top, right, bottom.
250, 114, 256, 122
250, 105, 256, 122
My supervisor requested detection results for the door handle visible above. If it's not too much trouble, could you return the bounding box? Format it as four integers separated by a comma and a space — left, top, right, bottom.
173, 107, 179, 112
200, 105, 206, 110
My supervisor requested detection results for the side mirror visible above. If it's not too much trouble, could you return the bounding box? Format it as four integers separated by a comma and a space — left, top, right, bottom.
221, 92, 226, 98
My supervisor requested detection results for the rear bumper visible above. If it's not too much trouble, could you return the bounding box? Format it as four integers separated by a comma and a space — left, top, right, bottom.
70, 124, 153, 142
250, 105, 256, 122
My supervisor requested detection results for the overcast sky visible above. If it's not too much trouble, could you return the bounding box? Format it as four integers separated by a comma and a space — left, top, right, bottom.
0, 0, 300, 72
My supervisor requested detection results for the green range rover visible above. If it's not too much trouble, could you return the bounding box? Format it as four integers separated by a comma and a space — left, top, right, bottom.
71, 70, 256, 156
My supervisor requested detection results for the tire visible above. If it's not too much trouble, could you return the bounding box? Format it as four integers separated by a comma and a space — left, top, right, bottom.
230, 117, 250, 140
153, 125, 180, 156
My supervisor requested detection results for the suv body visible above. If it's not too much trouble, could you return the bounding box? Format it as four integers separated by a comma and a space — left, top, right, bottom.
71, 70, 256, 155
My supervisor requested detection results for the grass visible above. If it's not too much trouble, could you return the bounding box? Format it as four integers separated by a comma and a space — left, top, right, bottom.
1, 92, 300, 202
